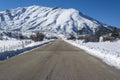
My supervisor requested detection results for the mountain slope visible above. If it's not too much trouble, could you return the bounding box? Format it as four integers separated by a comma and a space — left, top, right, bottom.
0, 5, 111, 36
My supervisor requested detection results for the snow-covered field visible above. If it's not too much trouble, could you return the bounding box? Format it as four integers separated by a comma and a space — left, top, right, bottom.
0, 40, 32, 52
0, 39, 54, 60
65, 40, 120, 69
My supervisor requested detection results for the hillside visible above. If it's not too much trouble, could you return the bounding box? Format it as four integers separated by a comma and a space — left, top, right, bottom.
0, 5, 115, 37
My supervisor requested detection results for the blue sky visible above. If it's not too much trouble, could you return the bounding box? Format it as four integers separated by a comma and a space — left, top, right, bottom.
0, 0, 120, 27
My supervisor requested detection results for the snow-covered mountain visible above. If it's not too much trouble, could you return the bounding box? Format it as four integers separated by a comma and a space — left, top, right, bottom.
0, 5, 112, 37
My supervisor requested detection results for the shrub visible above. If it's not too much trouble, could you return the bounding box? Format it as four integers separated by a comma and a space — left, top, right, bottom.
67, 34, 76, 40
84, 35, 99, 42
30, 32, 45, 42
111, 27, 119, 38
103, 36, 115, 42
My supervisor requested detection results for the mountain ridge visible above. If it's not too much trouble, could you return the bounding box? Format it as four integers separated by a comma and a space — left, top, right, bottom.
0, 5, 116, 37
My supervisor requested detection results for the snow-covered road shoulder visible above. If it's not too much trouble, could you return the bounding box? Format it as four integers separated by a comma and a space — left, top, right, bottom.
0, 40, 55, 61
64, 39, 120, 69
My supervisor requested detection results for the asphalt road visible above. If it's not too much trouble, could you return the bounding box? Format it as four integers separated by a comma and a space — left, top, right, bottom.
0, 40, 120, 80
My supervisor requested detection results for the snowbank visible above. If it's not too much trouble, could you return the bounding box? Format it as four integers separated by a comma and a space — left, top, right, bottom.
65, 40, 120, 69
0, 40, 32, 52
0, 40, 54, 60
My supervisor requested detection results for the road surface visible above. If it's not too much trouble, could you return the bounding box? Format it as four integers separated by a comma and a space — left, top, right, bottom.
0, 40, 120, 80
